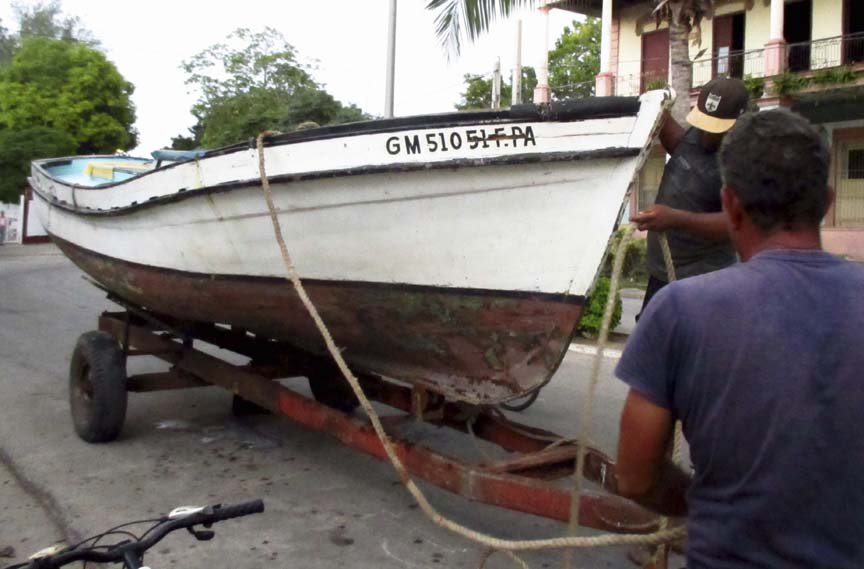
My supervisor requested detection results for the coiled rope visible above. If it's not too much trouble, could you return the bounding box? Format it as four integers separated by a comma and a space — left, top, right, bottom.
256, 132, 686, 565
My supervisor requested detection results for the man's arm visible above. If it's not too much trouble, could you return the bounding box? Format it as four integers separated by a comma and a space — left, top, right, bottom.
615, 389, 691, 518
630, 206, 730, 242
659, 110, 686, 154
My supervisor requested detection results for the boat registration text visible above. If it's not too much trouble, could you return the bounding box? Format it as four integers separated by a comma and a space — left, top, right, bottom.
385, 126, 537, 156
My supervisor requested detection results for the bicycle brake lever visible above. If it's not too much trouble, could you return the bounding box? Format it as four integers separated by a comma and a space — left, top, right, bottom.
186, 526, 215, 541
29, 544, 67, 560
168, 506, 206, 519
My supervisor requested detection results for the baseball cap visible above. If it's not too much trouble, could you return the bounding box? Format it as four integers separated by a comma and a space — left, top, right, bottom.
686, 77, 749, 134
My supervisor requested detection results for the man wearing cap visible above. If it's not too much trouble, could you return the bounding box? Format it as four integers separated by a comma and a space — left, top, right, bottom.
631, 77, 750, 312
615, 109, 864, 568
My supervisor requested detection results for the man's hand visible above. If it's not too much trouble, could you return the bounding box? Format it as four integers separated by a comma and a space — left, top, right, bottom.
631, 207, 731, 242
616, 389, 691, 518
630, 204, 681, 232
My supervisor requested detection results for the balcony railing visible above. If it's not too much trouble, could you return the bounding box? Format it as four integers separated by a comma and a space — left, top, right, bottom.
610, 32, 864, 97
691, 48, 765, 88
788, 32, 864, 72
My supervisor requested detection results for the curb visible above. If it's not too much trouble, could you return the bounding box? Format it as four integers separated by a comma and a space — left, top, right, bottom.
568, 343, 624, 360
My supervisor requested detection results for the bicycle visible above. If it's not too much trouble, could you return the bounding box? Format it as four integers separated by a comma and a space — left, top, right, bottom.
4, 500, 264, 569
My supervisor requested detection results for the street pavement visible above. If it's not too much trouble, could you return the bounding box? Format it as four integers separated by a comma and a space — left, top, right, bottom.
0, 244, 669, 569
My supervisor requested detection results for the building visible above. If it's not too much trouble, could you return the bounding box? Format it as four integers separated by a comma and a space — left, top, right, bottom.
550, 0, 864, 259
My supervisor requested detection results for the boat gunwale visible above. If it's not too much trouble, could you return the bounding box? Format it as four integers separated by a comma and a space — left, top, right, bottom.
30, 146, 641, 217
31, 95, 642, 193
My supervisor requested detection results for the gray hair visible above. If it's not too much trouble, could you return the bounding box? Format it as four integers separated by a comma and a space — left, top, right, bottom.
719, 109, 829, 232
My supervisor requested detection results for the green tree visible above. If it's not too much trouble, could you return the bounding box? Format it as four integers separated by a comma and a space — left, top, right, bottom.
548, 18, 600, 100
13, 0, 99, 45
456, 66, 537, 110
0, 37, 138, 154
0, 19, 17, 65
180, 27, 368, 148
0, 126, 76, 203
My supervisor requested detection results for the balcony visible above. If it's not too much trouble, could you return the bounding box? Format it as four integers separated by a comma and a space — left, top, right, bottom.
609, 32, 864, 98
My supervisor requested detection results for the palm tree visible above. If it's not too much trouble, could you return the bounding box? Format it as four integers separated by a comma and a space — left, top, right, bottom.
426, 0, 713, 121
651, 0, 712, 120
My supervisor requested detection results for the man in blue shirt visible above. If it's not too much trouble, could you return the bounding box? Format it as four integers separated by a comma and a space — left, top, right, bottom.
614, 109, 864, 568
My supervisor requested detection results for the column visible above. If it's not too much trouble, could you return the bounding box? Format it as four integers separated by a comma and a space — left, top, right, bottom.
595, 0, 615, 96
764, 0, 786, 76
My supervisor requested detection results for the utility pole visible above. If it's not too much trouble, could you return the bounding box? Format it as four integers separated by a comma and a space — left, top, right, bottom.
512, 19, 523, 105
384, 0, 397, 118
491, 58, 502, 109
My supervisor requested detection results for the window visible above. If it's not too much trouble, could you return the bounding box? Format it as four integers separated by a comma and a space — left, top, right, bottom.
836, 142, 864, 227
847, 149, 864, 179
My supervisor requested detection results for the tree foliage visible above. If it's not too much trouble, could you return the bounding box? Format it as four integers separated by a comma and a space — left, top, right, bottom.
0, 126, 76, 203
0, 19, 16, 66
456, 16, 599, 109
426, 0, 533, 57
548, 18, 600, 100
0, 2, 136, 202
179, 28, 368, 148
456, 66, 537, 110
0, 38, 138, 154
13, 0, 99, 45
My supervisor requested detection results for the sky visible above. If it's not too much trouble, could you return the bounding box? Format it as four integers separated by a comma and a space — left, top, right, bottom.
0, 1, 582, 155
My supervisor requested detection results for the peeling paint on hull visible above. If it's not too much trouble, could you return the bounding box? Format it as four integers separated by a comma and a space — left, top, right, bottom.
57, 237, 584, 405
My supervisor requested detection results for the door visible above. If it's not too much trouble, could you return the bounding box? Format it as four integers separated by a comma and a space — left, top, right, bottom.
641, 29, 669, 93
836, 141, 864, 228
844, 0, 864, 64
785, 0, 812, 72
713, 13, 746, 78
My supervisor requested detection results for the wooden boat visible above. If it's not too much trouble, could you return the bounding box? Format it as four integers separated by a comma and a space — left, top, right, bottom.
30, 91, 667, 405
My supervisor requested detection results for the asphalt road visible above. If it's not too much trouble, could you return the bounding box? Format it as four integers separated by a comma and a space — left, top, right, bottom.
0, 244, 662, 569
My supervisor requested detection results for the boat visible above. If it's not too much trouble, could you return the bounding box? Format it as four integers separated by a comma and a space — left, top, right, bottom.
30, 90, 668, 405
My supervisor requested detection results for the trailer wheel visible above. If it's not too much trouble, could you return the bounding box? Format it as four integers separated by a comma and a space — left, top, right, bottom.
69, 331, 128, 443
231, 395, 271, 416
308, 361, 358, 413
500, 388, 541, 412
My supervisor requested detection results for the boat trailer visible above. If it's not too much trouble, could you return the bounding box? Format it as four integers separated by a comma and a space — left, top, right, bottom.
70, 295, 661, 537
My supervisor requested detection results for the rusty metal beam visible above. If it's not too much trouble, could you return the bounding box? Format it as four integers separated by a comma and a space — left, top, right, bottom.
100, 310, 654, 532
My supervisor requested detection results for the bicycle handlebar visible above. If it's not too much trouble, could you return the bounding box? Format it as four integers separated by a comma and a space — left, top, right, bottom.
27, 500, 264, 569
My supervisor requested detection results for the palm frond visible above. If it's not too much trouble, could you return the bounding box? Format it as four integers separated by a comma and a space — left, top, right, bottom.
426, 0, 536, 58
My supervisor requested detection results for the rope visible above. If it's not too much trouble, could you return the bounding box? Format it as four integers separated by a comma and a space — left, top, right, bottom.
479, 548, 531, 569
255, 132, 686, 557
651, 232, 686, 567
658, 232, 676, 284
564, 225, 636, 568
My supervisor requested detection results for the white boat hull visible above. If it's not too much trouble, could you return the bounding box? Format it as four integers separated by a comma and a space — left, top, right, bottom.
31, 92, 668, 404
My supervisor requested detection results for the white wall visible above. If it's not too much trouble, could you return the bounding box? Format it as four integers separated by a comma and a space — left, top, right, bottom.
1, 202, 22, 244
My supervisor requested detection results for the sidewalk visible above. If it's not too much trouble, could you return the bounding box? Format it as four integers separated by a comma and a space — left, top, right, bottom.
0, 243, 62, 259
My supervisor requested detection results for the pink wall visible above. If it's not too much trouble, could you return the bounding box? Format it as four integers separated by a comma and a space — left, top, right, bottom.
627, 229, 864, 261
822, 229, 864, 261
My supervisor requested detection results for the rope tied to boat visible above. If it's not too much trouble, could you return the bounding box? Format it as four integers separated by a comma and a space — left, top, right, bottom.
564, 224, 635, 569
651, 233, 687, 568
255, 131, 686, 564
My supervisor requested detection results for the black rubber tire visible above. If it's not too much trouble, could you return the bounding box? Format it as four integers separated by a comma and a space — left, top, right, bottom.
500, 388, 541, 412
231, 394, 271, 416
69, 331, 128, 443
307, 361, 359, 414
